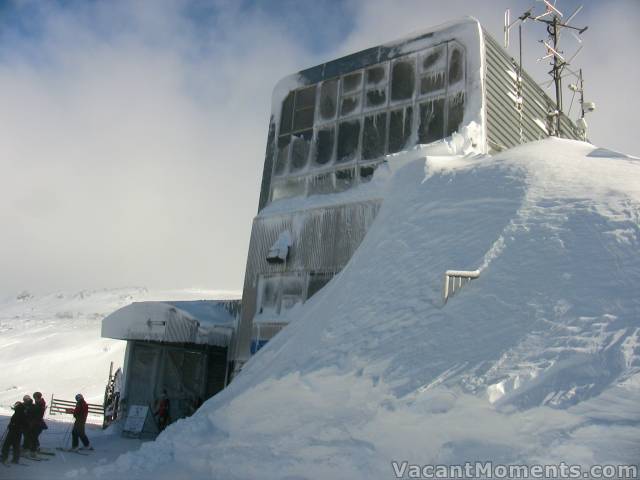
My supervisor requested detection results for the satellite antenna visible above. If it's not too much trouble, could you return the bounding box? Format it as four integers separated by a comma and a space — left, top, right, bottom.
504, 0, 589, 136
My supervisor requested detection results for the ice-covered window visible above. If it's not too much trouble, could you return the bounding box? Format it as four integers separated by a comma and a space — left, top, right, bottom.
281, 275, 304, 311
290, 130, 312, 172
308, 172, 335, 196
388, 106, 413, 153
418, 98, 445, 144
280, 92, 294, 135
419, 46, 446, 96
336, 119, 361, 163
335, 168, 354, 192
293, 86, 316, 131
362, 112, 387, 160
274, 135, 290, 176
271, 177, 306, 201
314, 127, 335, 165
307, 272, 334, 299
258, 276, 280, 315
448, 47, 464, 85
446, 91, 465, 136
359, 164, 376, 183
319, 79, 338, 121
391, 59, 415, 101
340, 71, 362, 117
365, 65, 388, 109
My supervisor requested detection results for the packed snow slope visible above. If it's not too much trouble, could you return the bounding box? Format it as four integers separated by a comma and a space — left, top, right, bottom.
99, 139, 639, 479
0, 288, 239, 412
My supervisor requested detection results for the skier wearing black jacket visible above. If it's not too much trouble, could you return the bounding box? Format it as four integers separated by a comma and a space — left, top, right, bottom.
1, 401, 27, 465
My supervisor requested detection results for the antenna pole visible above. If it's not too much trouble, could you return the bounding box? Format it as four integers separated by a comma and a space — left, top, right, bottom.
579, 68, 585, 118
551, 16, 562, 135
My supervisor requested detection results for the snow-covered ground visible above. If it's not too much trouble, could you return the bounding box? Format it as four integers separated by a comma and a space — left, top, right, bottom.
90, 138, 638, 479
2, 139, 639, 479
0, 287, 239, 411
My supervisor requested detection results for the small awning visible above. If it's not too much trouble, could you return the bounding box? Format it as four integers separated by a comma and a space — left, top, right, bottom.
101, 300, 240, 347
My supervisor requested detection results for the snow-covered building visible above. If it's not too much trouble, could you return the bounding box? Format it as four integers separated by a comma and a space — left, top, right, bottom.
234, 18, 582, 366
101, 299, 240, 435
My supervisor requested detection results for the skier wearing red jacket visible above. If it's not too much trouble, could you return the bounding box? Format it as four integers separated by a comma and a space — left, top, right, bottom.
66, 394, 93, 451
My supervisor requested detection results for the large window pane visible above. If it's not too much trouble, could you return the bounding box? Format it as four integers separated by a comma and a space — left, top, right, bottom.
308, 172, 335, 196
337, 119, 361, 163
360, 165, 376, 183
366, 88, 386, 108
421, 48, 444, 72
391, 60, 415, 101
420, 72, 445, 95
280, 92, 294, 135
293, 86, 316, 131
307, 272, 334, 299
319, 79, 338, 120
314, 127, 335, 165
258, 276, 279, 315
295, 86, 316, 108
418, 98, 445, 144
341, 95, 360, 116
342, 72, 362, 93
449, 47, 463, 85
290, 130, 312, 172
274, 135, 290, 175
271, 177, 306, 201
293, 107, 315, 131
281, 275, 304, 311
388, 107, 413, 153
446, 92, 465, 136
366, 65, 386, 85
335, 168, 354, 192
362, 112, 387, 160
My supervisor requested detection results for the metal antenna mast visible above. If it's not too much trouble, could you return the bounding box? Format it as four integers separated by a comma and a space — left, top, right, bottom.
505, 1, 588, 137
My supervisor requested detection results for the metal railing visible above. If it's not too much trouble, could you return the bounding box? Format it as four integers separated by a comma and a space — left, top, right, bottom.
443, 269, 480, 303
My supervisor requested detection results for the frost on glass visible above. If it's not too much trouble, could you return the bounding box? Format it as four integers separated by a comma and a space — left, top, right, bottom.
362, 112, 387, 160
366, 65, 386, 85
308, 172, 335, 196
280, 92, 294, 134
446, 91, 465, 136
337, 119, 361, 163
420, 72, 445, 95
271, 177, 306, 201
290, 130, 312, 172
335, 168, 354, 192
359, 165, 376, 183
319, 79, 338, 120
418, 98, 445, 144
342, 72, 362, 93
307, 272, 334, 299
421, 48, 443, 71
391, 60, 415, 101
341, 95, 361, 116
388, 106, 413, 153
293, 86, 316, 131
274, 135, 290, 176
258, 276, 279, 315
281, 275, 304, 311
366, 88, 386, 108
448, 47, 463, 85
314, 127, 335, 165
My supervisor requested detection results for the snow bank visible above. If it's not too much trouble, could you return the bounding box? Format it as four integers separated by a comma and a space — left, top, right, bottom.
97, 139, 639, 479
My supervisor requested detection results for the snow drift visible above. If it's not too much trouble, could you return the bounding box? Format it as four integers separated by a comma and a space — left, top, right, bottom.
97, 139, 639, 479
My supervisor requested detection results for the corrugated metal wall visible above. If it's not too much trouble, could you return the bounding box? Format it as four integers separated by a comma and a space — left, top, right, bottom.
235, 200, 381, 360
483, 30, 581, 152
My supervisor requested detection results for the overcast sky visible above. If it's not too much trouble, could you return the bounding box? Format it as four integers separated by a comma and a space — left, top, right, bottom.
1, 0, 638, 296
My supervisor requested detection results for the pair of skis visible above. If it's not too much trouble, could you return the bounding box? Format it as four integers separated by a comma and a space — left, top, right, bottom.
56, 446, 92, 456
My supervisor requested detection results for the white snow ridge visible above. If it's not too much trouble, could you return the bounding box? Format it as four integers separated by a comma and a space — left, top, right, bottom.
89, 139, 637, 478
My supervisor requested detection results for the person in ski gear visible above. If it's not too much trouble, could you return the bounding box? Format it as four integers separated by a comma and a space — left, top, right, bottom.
1, 400, 27, 465
21, 395, 38, 457
32, 392, 47, 452
66, 393, 92, 451
154, 390, 171, 431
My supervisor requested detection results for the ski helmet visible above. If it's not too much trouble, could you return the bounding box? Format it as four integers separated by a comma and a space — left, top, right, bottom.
23, 395, 32, 404
33, 391, 42, 399
75, 393, 83, 401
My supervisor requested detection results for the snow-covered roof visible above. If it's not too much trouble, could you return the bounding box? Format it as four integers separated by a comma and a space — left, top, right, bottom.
101, 300, 240, 347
